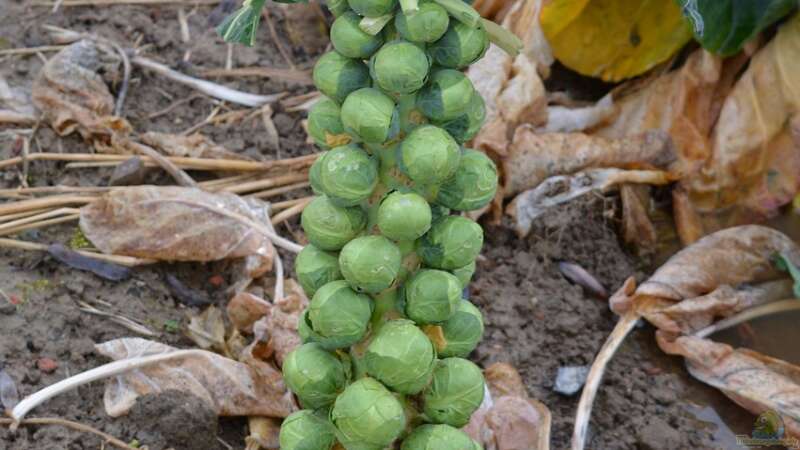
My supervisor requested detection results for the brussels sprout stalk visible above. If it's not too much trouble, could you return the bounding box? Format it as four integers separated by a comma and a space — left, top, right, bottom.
359, 14, 394, 35
480, 18, 523, 57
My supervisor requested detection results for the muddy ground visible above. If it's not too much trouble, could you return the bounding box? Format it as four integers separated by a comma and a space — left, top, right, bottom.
0, 0, 761, 449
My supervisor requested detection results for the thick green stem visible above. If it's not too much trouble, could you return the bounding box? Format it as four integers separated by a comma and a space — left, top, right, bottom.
359, 14, 395, 36
433, 0, 481, 28
481, 18, 523, 57
399, 0, 419, 15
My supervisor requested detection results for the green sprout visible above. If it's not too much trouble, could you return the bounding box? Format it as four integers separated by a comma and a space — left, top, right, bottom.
428, 21, 488, 68
369, 40, 431, 96
313, 51, 372, 104
417, 69, 476, 122
283, 343, 348, 409
307, 97, 352, 149
348, 0, 398, 18
427, 299, 484, 358
341, 87, 399, 144
398, 125, 460, 185
398, 92, 429, 133
450, 260, 476, 289
331, 377, 407, 449
301, 195, 366, 251
306, 280, 373, 349
339, 235, 402, 293
331, 11, 385, 59
419, 215, 483, 269
310, 144, 378, 206
436, 91, 485, 144
295, 244, 343, 297
404, 269, 462, 324
279, 410, 337, 450
401, 424, 483, 450
422, 357, 485, 427
395, 2, 450, 43
377, 191, 432, 241
364, 319, 436, 394
435, 148, 498, 211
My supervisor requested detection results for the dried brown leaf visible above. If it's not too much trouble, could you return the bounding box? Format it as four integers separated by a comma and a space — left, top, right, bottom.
657, 334, 800, 437
227, 291, 271, 334
503, 128, 677, 197
684, 14, 800, 218
610, 225, 800, 315
539, 94, 614, 134
264, 279, 307, 367
95, 337, 295, 418
620, 184, 657, 253
507, 168, 671, 237
246, 416, 281, 450
186, 305, 227, 353
464, 363, 551, 450
31, 40, 132, 153
80, 186, 275, 262
140, 132, 251, 161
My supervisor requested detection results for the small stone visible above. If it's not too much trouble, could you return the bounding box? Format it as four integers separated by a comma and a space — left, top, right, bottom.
553, 365, 590, 396
0, 302, 16, 315
37, 357, 58, 373
637, 417, 683, 450
109, 156, 148, 186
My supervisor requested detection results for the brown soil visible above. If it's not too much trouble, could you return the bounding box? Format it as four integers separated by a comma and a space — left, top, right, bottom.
0, 1, 759, 449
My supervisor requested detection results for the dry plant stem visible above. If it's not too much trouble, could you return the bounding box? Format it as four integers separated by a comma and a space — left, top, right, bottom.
222, 172, 308, 194
0, 208, 80, 232
0, 209, 62, 223
0, 418, 137, 450
0, 194, 93, 216
0, 238, 155, 267
0, 185, 111, 196
270, 197, 311, 225
128, 141, 197, 187
0, 110, 37, 125
0, 152, 319, 172
264, 219, 284, 301
146, 93, 206, 119
0, 213, 80, 237
10, 349, 206, 422
572, 311, 640, 450
200, 67, 313, 85
695, 299, 800, 338
78, 301, 158, 337
248, 181, 310, 199
110, 43, 131, 116
0, 45, 65, 56
132, 56, 286, 107
270, 195, 312, 211
263, 7, 295, 69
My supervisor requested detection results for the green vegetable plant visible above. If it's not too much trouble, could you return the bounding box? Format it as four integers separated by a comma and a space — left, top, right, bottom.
218, 0, 521, 445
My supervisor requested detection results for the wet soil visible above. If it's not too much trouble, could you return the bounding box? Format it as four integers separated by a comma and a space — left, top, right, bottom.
0, 0, 768, 449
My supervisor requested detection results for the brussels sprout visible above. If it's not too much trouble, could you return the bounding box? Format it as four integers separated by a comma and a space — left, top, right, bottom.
428, 21, 488, 69
431, 299, 483, 358
279, 410, 337, 450
422, 357, 485, 427
331, 377, 406, 450
295, 244, 343, 297
308, 98, 352, 149
370, 40, 430, 96
418, 215, 483, 269
312, 144, 378, 206
398, 125, 460, 185
308, 280, 373, 348
341, 88, 399, 144
436, 149, 498, 211
404, 269, 461, 324
331, 11, 385, 59
397, 239, 422, 283
394, 2, 449, 43
430, 204, 451, 223
435, 92, 485, 144
301, 196, 366, 251
398, 93, 428, 133
417, 69, 476, 122
365, 319, 436, 394
450, 260, 475, 289
283, 343, 348, 409
347, 0, 397, 17
339, 235, 402, 293
377, 191, 432, 241
313, 51, 372, 104
401, 424, 481, 450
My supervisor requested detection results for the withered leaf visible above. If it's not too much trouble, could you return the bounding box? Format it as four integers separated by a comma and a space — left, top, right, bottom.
96, 338, 295, 418
140, 132, 251, 161
227, 291, 271, 334
80, 186, 275, 262
186, 305, 227, 353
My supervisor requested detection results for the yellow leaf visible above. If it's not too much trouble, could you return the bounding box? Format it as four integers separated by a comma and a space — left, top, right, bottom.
541, 0, 693, 82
